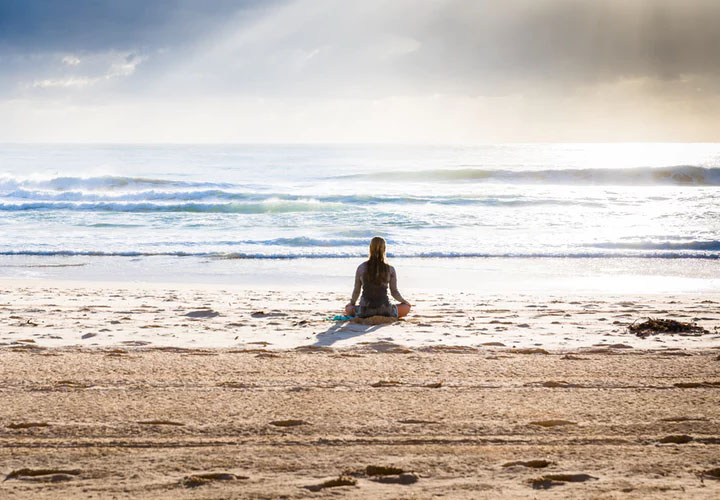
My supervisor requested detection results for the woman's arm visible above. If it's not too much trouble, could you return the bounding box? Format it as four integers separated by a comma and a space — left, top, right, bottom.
389, 266, 409, 304
349, 264, 363, 305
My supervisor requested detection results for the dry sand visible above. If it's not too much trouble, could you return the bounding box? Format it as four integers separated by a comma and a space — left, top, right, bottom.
1, 279, 719, 350
1, 281, 719, 498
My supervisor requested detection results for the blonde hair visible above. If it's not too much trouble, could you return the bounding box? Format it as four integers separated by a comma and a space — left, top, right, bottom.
366, 236, 389, 284
368, 236, 386, 260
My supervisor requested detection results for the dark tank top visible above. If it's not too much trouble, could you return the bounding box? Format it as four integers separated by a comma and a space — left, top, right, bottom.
360, 279, 391, 308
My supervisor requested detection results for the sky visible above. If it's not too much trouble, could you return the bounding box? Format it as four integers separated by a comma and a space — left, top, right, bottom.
1, 0, 719, 143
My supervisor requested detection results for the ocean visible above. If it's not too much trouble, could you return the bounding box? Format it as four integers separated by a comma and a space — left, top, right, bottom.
1, 143, 719, 292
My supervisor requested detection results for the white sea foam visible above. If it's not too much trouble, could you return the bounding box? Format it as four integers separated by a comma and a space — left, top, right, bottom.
0, 189, 607, 208
589, 240, 720, 251
0, 249, 717, 259
0, 144, 718, 272
0, 174, 231, 192
0, 200, 344, 213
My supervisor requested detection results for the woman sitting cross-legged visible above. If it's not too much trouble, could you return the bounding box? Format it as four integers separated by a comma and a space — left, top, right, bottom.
345, 236, 411, 319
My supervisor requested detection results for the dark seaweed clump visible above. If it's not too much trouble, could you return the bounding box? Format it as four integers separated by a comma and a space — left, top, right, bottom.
629, 318, 708, 338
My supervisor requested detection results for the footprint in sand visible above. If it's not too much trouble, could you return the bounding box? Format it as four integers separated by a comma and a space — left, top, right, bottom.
530, 474, 598, 489
182, 472, 248, 488
513, 348, 549, 355
371, 380, 404, 387
250, 311, 287, 318
7, 422, 50, 429
659, 434, 693, 444
537, 381, 580, 388
184, 309, 220, 318
138, 420, 185, 426
55, 380, 93, 389
701, 468, 720, 480
269, 419, 308, 427
216, 381, 248, 389
303, 476, 357, 491
362, 466, 419, 485
5, 468, 81, 482
370, 473, 419, 484
660, 416, 707, 422
503, 460, 553, 469
674, 381, 720, 388
529, 420, 576, 427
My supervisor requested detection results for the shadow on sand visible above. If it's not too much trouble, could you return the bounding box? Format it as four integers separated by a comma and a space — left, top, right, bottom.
313, 317, 397, 347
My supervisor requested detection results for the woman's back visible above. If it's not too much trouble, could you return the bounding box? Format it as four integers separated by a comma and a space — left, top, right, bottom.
357, 260, 392, 307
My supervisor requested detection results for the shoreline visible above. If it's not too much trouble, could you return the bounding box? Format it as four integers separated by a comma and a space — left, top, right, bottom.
2, 255, 720, 294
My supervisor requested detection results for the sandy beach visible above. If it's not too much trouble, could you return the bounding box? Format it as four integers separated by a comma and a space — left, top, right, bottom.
1, 281, 719, 498
2, 279, 719, 350
1, 347, 719, 498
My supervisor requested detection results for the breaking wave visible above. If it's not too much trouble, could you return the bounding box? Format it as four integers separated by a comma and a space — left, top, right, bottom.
0, 200, 344, 214
1, 250, 717, 259
340, 165, 720, 185
590, 240, 720, 251
0, 174, 230, 191
0, 189, 606, 209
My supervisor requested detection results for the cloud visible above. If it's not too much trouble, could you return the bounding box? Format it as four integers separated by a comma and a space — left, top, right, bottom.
1, 0, 720, 141
0, 0, 283, 96
32, 76, 95, 89
114, 0, 718, 100
5, 0, 720, 97
61, 55, 81, 66
23, 51, 147, 93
